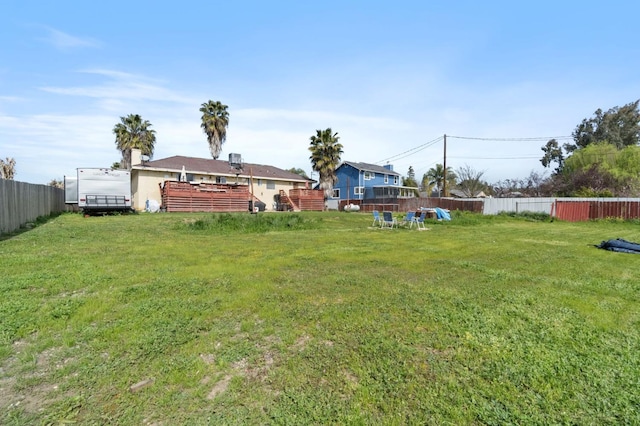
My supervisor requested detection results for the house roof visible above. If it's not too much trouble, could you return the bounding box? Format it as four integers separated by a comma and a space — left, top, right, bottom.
133, 155, 310, 182
449, 189, 488, 198
340, 161, 400, 176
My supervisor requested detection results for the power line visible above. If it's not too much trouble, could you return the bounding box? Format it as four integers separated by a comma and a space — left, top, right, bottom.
448, 135, 572, 141
375, 136, 443, 164
373, 134, 575, 178
377, 134, 572, 166
451, 156, 541, 160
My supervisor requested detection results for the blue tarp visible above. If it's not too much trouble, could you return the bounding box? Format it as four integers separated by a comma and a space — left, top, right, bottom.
595, 238, 640, 254
434, 207, 451, 221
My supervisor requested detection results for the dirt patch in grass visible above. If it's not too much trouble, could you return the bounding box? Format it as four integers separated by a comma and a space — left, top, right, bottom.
292, 335, 310, 351
206, 375, 232, 400
1, 339, 74, 416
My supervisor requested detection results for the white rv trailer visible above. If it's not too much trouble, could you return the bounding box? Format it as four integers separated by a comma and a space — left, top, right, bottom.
76, 168, 132, 213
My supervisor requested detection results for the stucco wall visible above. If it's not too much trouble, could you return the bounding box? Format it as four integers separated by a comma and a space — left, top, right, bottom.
132, 169, 303, 211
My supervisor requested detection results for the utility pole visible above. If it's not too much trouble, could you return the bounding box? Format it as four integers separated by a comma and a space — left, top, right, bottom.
443, 134, 447, 197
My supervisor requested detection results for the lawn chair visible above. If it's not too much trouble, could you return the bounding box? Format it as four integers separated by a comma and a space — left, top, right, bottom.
402, 211, 416, 228
372, 210, 383, 227
414, 211, 427, 230
382, 211, 398, 229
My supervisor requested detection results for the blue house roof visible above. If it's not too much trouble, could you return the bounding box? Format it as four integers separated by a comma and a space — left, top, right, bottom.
340, 161, 400, 176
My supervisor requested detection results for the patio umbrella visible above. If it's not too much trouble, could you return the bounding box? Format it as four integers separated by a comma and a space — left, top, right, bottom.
180, 165, 187, 182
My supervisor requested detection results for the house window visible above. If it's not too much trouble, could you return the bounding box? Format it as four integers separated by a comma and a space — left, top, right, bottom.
216, 176, 226, 184
384, 175, 388, 184
394, 176, 398, 185
186, 174, 195, 182
364, 171, 374, 180
332, 189, 340, 198
257, 179, 262, 186
267, 180, 275, 189
354, 186, 364, 195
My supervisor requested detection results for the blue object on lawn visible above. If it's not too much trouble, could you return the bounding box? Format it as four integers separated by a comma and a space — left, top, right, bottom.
382, 211, 398, 228
372, 210, 382, 227
596, 238, 640, 254
415, 211, 427, 230
435, 207, 451, 221
403, 211, 416, 227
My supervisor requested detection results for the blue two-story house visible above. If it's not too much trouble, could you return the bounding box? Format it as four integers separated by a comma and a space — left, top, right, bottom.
331, 161, 416, 205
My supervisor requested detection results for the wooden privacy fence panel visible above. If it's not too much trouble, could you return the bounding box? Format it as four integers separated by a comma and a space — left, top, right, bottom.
0, 180, 66, 234
418, 198, 484, 213
161, 181, 250, 212
589, 201, 640, 219
289, 189, 324, 211
352, 197, 484, 213
553, 200, 640, 221
161, 182, 325, 213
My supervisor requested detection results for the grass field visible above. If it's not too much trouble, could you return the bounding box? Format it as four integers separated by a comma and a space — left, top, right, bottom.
1, 211, 639, 425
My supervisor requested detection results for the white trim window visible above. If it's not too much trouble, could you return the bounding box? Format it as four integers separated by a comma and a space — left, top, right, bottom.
354, 186, 364, 195
363, 171, 375, 180
332, 188, 340, 198
394, 176, 399, 185
384, 175, 389, 184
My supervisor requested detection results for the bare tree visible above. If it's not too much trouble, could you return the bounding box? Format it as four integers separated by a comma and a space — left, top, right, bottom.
0, 157, 16, 180
48, 179, 64, 188
492, 170, 551, 197
455, 164, 486, 197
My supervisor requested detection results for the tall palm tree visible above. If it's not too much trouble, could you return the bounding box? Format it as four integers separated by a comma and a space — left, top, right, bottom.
113, 114, 156, 170
423, 164, 456, 196
309, 128, 343, 199
200, 100, 229, 159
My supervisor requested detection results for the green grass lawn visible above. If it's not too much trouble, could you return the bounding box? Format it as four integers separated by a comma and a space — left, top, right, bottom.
1, 211, 639, 424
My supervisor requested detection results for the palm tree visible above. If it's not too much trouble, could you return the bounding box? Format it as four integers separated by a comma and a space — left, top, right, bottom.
113, 114, 156, 170
309, 128, 343, 199
200, 100, 229, 159
423, 164, 456, 196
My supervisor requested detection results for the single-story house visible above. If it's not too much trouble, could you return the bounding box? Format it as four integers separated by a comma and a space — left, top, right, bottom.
449, 189, 488, 198
129, 150, 317, 212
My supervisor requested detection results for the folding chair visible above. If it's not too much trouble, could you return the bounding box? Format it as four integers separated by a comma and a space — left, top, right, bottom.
382, 211, 398, 229
403, 211, 416, 228
372, 210, 382, 227
415, 211, 427, 230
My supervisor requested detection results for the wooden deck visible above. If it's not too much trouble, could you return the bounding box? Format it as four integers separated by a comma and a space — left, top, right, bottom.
160, 181, 250, 212
160, 182, 325, 212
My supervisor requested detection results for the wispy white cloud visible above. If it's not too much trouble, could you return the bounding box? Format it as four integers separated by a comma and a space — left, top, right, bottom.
4, 64, 605, 185
0, 113, 117, 182
39, 26, 101, 50
40, 69, 197, 105
0, 96, 24, 102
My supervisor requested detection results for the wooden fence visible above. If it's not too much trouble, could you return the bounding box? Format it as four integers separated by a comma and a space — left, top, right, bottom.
288, 189, 324, 211
160, 181, 251, 212
0, 180, 66, 234
347, 197, 484, 213
553, 200, 640, 222
344, 196, 640, 222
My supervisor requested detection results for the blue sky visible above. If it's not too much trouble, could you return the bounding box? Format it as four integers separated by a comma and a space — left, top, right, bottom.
1, 1, 639, 185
